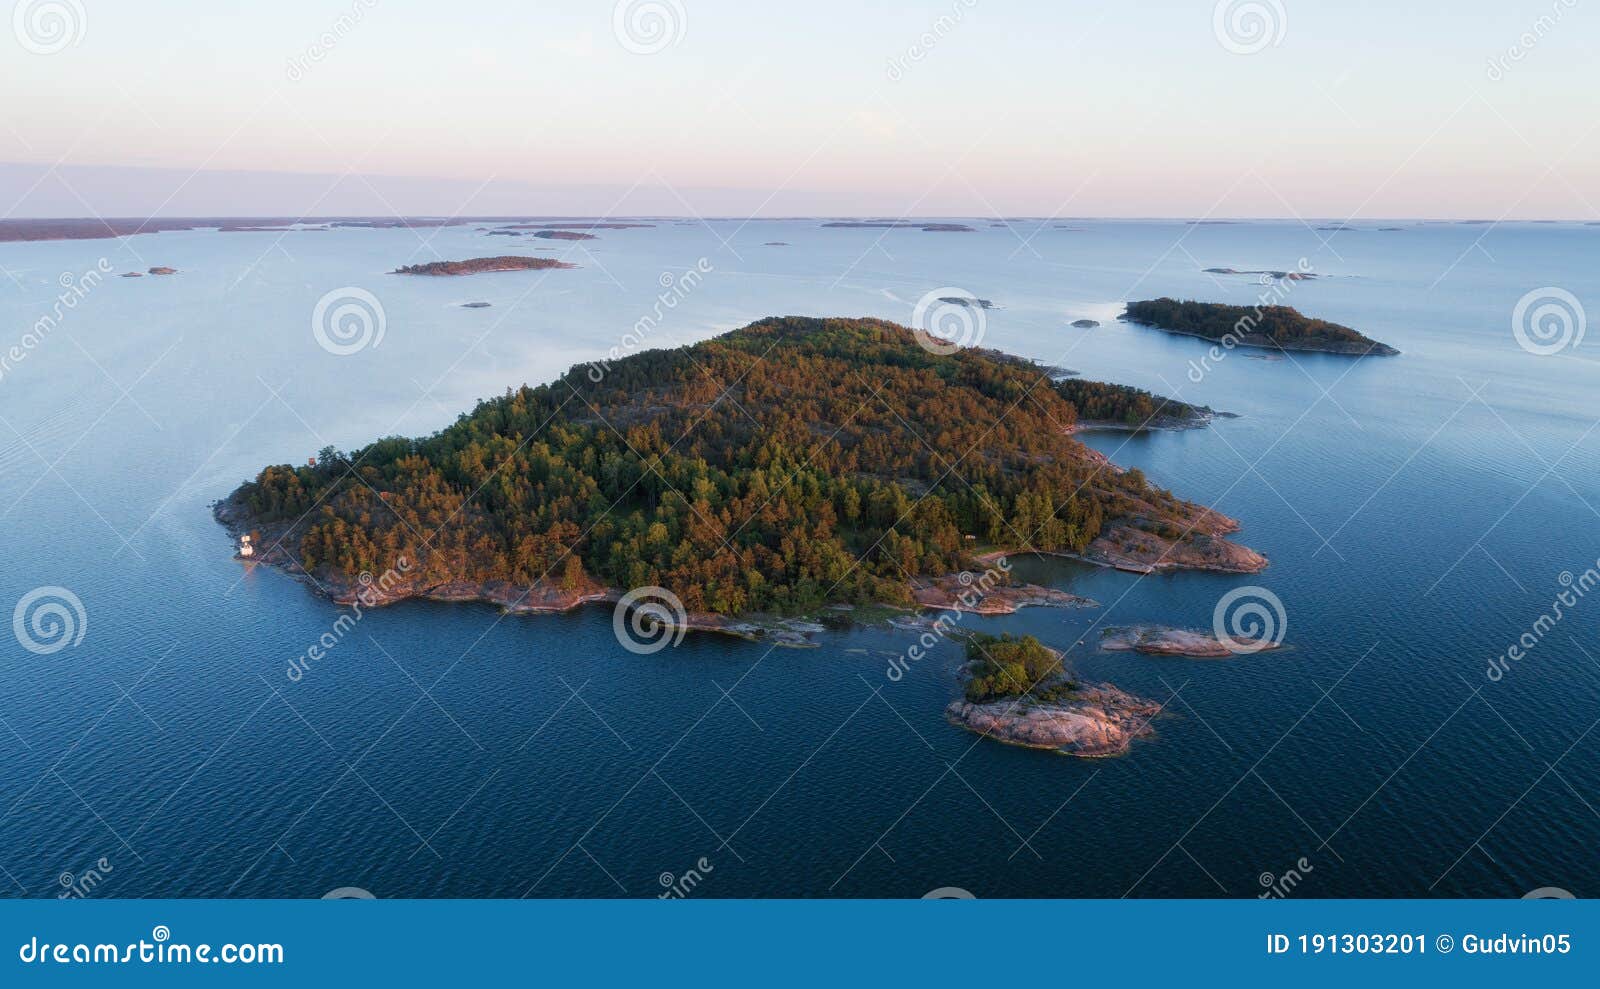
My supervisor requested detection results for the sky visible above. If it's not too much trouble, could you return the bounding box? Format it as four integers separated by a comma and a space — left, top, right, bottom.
1, 0, 1596, 219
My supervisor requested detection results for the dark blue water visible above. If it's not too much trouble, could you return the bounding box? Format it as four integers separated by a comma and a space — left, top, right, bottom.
1, 219, 1597, 898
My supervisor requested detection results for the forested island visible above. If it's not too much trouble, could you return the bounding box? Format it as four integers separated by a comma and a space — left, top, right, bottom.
220, 316, 1262, 617
391, 256, 578, 276
1122, 298, 1398, 356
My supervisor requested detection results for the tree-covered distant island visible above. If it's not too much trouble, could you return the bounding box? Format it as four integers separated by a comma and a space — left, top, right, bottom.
391, 256, 577, 276
1122, 298, 1399, 356
218, 317, 1263, 624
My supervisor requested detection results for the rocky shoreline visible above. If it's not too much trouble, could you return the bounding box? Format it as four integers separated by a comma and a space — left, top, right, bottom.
945, 684, 1161, 757
1100, 624, 1279, 658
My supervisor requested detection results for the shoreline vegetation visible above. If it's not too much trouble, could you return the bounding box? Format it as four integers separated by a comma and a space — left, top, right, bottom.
219, 315, 1271, 756
390, 256, 578, 276
1121, 298, 1399, 356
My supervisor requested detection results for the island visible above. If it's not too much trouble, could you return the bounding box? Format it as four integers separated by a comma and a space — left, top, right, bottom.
148, 267, 178, 275
1054, 377, 1230, 432
1203, 267, 1317, 281
1100, 625, 1281, 657
1069, 319, 1099, 328
461, 302, 492, 308
944, 634, 1160, 756
390, 256, 578, 276
938, 296, 996, 310
1122, 298, 1399, 356
821, 221, 975, 232
532, 230, 597, 241
219, 316, 1270, 751
220, 315, 1263, 609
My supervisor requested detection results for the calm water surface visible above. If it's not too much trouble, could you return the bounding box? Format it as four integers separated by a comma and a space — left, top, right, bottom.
1, 219, 1597, 897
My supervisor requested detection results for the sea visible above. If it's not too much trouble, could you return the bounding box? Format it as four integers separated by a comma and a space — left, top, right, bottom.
1, 217, 1596, 898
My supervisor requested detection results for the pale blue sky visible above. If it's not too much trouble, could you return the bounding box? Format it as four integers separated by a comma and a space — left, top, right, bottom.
2, 0, 1595, 217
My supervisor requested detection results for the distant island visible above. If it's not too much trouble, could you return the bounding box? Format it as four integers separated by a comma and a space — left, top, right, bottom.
821, 221, 975, 232
532, 230, 596, 241
391, 256, 578, 276
1203, 267, 1317, 281
1122, 298, 1399, 356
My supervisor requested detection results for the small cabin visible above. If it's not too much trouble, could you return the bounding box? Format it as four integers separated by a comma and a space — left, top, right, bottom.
239, 534, 254, 558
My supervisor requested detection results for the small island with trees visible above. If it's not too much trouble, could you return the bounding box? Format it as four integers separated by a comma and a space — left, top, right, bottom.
391, 256, 578, 276
1122, 298, 1398, 356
